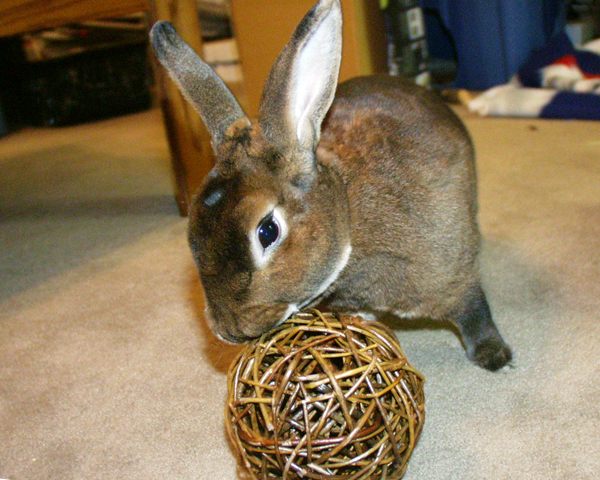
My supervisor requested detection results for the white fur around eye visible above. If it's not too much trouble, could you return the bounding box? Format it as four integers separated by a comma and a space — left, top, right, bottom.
249, 206, 287, 269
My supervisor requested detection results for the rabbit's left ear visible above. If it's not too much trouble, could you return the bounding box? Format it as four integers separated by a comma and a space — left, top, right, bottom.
259, 0, 342, 153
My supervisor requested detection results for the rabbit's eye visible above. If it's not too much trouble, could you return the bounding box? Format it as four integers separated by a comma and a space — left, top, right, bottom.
258, 216, 280, 249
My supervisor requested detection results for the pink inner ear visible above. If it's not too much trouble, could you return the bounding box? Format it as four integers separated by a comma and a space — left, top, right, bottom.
289, 3, 341, 148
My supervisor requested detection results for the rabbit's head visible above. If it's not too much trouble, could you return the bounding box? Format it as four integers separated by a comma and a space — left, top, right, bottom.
151, 0, 352, 342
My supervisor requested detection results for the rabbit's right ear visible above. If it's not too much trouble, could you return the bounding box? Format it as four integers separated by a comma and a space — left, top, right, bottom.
259, 0, 342, 155
150, 22, 249, 147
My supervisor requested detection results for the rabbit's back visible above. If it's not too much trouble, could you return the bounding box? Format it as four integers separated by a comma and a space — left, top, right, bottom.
318, 75, 482, 317
321, 75, 475, 187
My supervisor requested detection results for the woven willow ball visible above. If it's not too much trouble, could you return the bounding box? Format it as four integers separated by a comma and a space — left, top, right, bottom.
226, 310, 425, 480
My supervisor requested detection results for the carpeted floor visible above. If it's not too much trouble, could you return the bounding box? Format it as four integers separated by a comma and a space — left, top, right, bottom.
1, 106, 599, 480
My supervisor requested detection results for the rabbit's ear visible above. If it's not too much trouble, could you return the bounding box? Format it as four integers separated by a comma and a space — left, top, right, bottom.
259, 0, 342, 153
150, 22, 249, 146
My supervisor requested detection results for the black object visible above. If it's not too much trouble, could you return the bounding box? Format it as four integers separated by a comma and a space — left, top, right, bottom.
22, 41, 151, 127
0, 36, 28, 133
382, 0, 430, 84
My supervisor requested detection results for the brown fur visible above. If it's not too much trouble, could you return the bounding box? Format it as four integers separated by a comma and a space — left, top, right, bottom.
150, 0, 512, 370
318, 75, 479, 318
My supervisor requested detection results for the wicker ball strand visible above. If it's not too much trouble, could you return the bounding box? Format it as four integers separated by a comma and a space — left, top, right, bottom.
225, 310, 425, 480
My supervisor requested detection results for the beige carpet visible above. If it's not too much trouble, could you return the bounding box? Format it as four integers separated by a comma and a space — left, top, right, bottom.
1, 106, 599, 479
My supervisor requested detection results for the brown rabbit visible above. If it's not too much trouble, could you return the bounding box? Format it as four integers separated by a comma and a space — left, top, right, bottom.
150, 0, 512, 370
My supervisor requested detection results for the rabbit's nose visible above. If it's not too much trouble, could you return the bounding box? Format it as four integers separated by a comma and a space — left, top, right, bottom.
214, 322, 254, 345
204, 306, 248, 344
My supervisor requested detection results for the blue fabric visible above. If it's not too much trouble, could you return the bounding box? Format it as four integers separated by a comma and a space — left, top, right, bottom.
541, 91, 600, 120
516, 32, 600, 88
517, 32, 575, 87
421, 0, 568, 90
575, 50, 600, 76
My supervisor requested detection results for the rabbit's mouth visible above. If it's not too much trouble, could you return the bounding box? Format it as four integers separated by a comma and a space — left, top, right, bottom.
207, 243, 351, 343
209, 302, 299, 344
212, 323, 257, 344
266, 242, 352, 329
